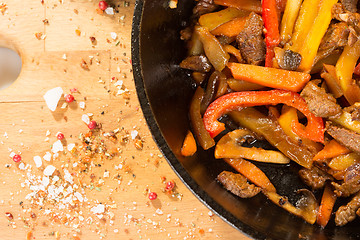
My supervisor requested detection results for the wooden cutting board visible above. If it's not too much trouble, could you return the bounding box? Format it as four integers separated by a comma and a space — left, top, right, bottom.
0, 1, 250, 239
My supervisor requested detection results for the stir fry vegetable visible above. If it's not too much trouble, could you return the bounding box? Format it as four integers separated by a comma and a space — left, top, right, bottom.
180, 0, 360, 228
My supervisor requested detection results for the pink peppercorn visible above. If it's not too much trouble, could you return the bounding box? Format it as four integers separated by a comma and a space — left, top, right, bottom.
65, 94, 74, 103
13, 154, 21, 163
99, 1, 108, 10
165, 180, 175, 192
88, 120, 97, 130
57, 132, 65, 140
148, 192, 157, 200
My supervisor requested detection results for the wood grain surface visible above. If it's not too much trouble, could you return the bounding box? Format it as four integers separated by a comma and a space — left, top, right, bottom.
0, 1, 251, 239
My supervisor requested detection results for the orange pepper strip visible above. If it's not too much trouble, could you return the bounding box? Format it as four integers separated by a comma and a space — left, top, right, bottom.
317, 183, 337, 228
203, 89, 324, 143
313, 139, 350, 161
211, 17, 248, 37
180, 131, 197, 157
199, 7, 248, 31
227, 62, 311, 92
214, 0, 262, 14
224, 158, 276, 192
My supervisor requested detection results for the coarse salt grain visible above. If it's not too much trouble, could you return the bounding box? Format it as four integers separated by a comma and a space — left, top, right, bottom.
74, 192, 84, 202
91, 204, 105, 214
79, 101, 86, 109
67, 143, 75, 151
81, 114, 90, 124
52, 140, 63, 153
105, 7, 114, 15
33, 156, 42, 168
110, 32, 117, 40
43, 152, 51, 161
18, 163, 25, 170
130, 130, 138, 139
43, 165, 56, 176
43, 87, 63, 111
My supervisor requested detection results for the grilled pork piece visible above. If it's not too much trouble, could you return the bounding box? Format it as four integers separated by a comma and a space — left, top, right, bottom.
236, 12, 266, 65
299, 167, 333, 190
300, 81, 342, 118
217, 171, 261, 198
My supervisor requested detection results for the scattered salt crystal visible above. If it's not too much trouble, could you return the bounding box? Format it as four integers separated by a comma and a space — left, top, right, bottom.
33, 156, 42, 168
53, 176, 59, 182
60, 102, 68, 109
4, 132, 8, 138
81, 114, 90, 124
46, 130, 51, 136
110, 32, 117, 40
43, 87, 63, 111
156, 209, 163, 215
74, 192, 84, 202
52, 140, 63, 153
103, 171, 110, 178
64, 169, 73, 183
43, 152, 51, 161
105, 7, 114, 15
114, 80, 123, 87
42, 176, 50, 187
208, 211, 214, 217
18, 163, 25, 170
43, 165, 56, 176
91, 204, 105, 214
67, 143, 75, 151
9, 152, 15, 158
79, 101, 86, 109
131, 130, 138, 139
62, 54, 67, 60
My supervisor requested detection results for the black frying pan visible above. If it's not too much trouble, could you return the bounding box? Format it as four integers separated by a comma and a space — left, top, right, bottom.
131, 1, 360, 239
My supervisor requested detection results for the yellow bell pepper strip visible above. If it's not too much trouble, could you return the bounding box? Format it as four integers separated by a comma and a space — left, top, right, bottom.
278, 106, 322, 154
262, 0, 280, 67
181, 130, 197, 157
328, 153, 360, 171
297, 0, 338, 72
332, 110, 360, 135
189, 87, 215, 150
195, 26, 230, 72
203, 89, 324, 143
280, 0, 302, 45
336, 39, 360, 104
321, 64, 343, 99
215, 129, 290, 164
288, 0, 320, 52
229, 108, 315, 168
313, 139, 350, 161
199, 7, 249, 32
317, 183, 337, 228
211, 16, 248, 37
224, 158, 276, 192
227, 62, 311, 92
214, 0, 262, 14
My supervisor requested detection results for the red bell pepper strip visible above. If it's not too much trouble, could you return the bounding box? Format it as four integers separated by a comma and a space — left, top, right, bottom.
262, 0, 280, 67
203, 89, 324, 143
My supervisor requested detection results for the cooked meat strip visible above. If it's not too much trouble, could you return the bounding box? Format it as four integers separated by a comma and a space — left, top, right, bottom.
335, 192, 360, 226
236, 12, 266, 65
341, 0, 359, 12
217, 171, 261, 198
344, 103, 360, 121
333, 163, 360, 197
179, 55, 212, 72
326, 122, 360, 153
332, 3, 360, 34
299, 167, 333, 189
193, 0, 218, 17
300, 81, 342, 118
319, 22, 350, 51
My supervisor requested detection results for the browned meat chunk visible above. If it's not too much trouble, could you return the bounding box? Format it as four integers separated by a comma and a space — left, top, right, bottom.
193, 0, 217, 16
333, 163, 360, 197
236, 12, 266, 65
344, 103, 360, 121
319, 22, 350, 51
335, 192, 360, 226
217, 171, 261, 198
326, 122, 360, 153
341, 0, 359, 12
180, 55, 212, 72
300, 81, 342, 118
299, 167, 332, 189
332, 3, 360, 33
